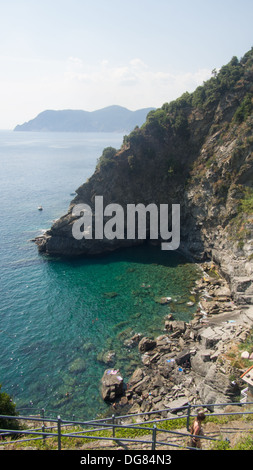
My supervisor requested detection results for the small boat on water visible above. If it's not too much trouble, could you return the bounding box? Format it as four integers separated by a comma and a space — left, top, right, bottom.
38, 206, 43, 211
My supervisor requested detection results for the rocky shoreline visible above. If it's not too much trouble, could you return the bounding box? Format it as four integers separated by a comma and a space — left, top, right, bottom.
101, 261, 253, 419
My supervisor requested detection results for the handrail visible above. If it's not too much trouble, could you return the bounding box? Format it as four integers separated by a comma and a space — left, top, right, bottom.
1, 400, 253, 450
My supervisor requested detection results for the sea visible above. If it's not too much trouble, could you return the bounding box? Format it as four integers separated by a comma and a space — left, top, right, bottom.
0, 130, 201, 420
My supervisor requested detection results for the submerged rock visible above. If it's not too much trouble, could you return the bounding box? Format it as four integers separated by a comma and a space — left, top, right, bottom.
124, 333, 142, 348
103, 292, 118, 299
68, 358, 86, 373
97, 350, 116, 366
155, 296, 172, 305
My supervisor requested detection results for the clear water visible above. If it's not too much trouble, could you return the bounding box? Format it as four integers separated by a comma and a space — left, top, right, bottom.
0, 131, 200, 420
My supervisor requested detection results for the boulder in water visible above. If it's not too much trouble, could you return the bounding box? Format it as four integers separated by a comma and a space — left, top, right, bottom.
101, 369, 124, 402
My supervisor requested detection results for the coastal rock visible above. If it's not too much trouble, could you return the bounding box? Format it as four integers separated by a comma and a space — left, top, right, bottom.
129, 376, 150, 395
167, 398, 189, 413
138, 337, 156, 353
175, 349, 192, 366
191, 353, 212, 377
141, 351, 160, 366
165, 321, 186, 338
101, 369, 124, 402
155, 297, 172, 305
124, 333, 142, 348
155, 335, 171, 353
213, 285, 231, 299
196, 364, 239, 404
197, 383, 230, 406
200, 327, 221, 349
128, 367, 144, 387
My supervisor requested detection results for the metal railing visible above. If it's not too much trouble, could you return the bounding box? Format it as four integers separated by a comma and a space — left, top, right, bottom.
1, 400, 253, 450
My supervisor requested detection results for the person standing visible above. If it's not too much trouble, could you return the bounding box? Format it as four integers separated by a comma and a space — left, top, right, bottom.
190, 410, 206, 449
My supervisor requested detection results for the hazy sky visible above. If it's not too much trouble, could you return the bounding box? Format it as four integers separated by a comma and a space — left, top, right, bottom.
0, 0, 252, 129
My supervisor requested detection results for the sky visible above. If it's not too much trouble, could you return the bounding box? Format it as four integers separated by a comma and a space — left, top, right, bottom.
0, 0, 252, 129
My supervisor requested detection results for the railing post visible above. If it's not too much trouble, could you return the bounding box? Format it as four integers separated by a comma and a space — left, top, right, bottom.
187, 403, 191, 432
57, 415, 61, 451
41, 408, 45, 444
112, 414, 115, 438
151, 425, 157, 450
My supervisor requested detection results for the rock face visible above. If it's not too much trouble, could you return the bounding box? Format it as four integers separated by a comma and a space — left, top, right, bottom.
35, 49, 253, 304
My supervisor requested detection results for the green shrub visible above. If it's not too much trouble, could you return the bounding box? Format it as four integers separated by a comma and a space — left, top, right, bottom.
239, 187, 253, 214
96, 147, 117, 169
0, 384, 20, 430
234, 434, 253, 450
234, 93, 253, 123
211, 438, 231, 450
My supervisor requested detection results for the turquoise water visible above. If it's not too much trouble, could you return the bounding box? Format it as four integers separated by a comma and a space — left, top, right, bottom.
0, 131, 200, 419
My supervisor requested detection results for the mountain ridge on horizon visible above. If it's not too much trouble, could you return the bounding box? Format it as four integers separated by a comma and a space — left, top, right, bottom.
14, 105, 155, 133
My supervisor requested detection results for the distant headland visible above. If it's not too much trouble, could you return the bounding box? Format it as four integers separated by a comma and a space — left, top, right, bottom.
13, 105, 155, 133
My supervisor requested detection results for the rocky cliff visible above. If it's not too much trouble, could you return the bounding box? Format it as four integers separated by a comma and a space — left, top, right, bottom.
36, 49, 253, 305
